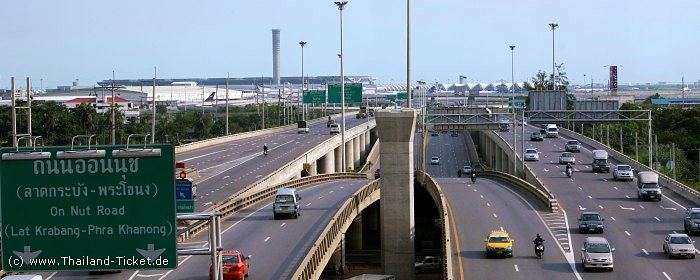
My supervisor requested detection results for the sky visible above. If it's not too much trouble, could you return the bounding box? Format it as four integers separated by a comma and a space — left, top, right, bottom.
1, 0, 699, 88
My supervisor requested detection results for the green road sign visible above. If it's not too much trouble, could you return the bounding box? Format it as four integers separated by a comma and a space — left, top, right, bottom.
385, 95, 396, 101
396, 91, 414, 100
328, 83, 363, 103
0, 145, 176, 271
303, 90, 326, 104
176, 200, 195, 213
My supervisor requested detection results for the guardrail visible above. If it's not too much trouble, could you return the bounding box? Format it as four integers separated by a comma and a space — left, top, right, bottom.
182, 173, 368, 239
292, 179, 381, 280
481, 170, 558, 211
559, 128, 700, 206
415, 170, 455, 280
175, 112, 351, 154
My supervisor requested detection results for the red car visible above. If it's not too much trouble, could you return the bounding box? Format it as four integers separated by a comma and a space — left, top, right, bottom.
209, 250, 250, 280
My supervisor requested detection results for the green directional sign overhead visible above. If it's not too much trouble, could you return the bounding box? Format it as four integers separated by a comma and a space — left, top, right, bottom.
0, 145, 176, 271
303, 90, 326, 104
328, 83, 363, 103
396, 91, 414, 100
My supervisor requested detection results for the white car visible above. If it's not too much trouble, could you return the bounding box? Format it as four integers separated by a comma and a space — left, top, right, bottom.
430, 157, 440, 165
613, 165, 634, 181
559, 152, 575, 165
524, 149, 539, 161
462, 165, 472, 174
329, 123, 340, 135
663, 233, 696, 259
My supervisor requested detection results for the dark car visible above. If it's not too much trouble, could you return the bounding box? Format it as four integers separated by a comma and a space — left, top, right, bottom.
578, 212, 605, 234
684, 208, 700, 235
374, 168, 380, 179
451, 131, 459, 137
539, 129, 547, 135
530, 132, 544, 141
431, 131, 439, 136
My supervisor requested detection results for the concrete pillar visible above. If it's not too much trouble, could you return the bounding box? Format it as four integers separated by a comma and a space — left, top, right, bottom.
292, 173, 301, 180
345, 140, 354, 172
364, 131, 371, 152
346, 216, 363, 251
334, 146, 342, 173
353, 137, 361, 168
308, 161, 317, 176
359, 133, 367, 160
376, 109, 416, 280
322, 151, 335, 174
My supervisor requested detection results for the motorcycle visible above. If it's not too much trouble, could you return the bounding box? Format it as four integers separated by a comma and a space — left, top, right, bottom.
565, 166, 573, 178
457, 169, 462, 178
470, 172, 477, 183
263, 149, 268, 156
535, 243, 545, 259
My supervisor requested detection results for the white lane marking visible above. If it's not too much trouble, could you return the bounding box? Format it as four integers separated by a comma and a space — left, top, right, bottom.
493, 213, 498, 218
180, 149, 227, 162
587, 195, 592, 199
487, 203, 491, 207
662, 195, 687, 211
223, 175, 230, 179
639, 205, 645, 209
514, 264, 519, 272
642, 249, 649, 255
473, 188, 477, 192
578, 205, 586, 211
280, 223, 286, 227
625, 231, 631, 236
611, 217, 616, 221
136, 273, 164, 278
318, 196, 323, 199
625, 195, 631, 198
264, 236, 271, 242
598, 205, 604, 209
306, 203, 311, 206
662, 272, 672, 280
696, 249, 700, 255
578, 186, 583, 191
500, 226, 505, 231
543, 168, 549, 172
480, 195, 484, 199
660, 205, 677, 211
613, 186, 618, 190
570, 178, 574, 182
127, 271, 140, 280
255, 174, 263, 178
330, 190, 334, 193
619, 205, 635, 210
495, 180, 582, 280
45, 272, 58, 280
673, 231, 678, 234
654, 217, 661, 221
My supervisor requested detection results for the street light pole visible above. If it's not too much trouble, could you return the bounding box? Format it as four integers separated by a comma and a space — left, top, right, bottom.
509, 45, 515, 97
151, 66, 156, 144
226, 72, 230, 135
549, 22, 558, 91
406, 0, 412, 108
335, 1, 348, 172
299, 41, 307, 121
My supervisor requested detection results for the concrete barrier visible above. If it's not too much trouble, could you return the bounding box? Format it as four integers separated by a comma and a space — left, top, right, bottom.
480, 171, 558, 211
291, 179, 381, 280
559, 128, 700, 206
415, 170, 455, 280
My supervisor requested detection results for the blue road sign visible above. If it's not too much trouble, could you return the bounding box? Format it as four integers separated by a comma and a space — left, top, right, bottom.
176, 179, 193, 200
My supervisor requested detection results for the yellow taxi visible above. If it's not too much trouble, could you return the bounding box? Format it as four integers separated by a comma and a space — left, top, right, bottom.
484, 230, 514, 258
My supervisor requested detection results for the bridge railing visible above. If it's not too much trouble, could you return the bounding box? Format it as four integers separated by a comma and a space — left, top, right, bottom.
181, 173, 367, 239
559, 128, 700, 206
292, 179, 381, 280
415, 170, 455, 280
480, 170, 558, 211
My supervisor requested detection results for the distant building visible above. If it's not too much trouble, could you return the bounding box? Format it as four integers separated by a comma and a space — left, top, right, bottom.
64, 96, 140, 118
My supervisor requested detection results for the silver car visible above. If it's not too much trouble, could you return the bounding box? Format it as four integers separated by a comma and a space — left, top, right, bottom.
663, 233, 696, 259
581, 237, 614, 271
559, 152, 575, 165
524, 149, 539, 161
613, 164, 634, 181
430, 157, 440, 165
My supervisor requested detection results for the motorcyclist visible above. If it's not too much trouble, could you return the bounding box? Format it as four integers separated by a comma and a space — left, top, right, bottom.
565, 162, 573, 176
263, 144, 268, 155
457, 169, 462, 177
533, 234, 545, 258
470, 170, 477, 183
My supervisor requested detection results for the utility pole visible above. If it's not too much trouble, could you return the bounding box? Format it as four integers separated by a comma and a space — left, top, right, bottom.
619, 127, 624, 153
672, 143, 676, 180
606, 125, 609, 146
111, 71, 116, 145
26, 77, 32, 138
509, 45, 515, 99
635, 131, 639, 161
261, 83, 266, 130
11, 77, 16, 147
151, 67, 156, 144
226, 73, 230, 135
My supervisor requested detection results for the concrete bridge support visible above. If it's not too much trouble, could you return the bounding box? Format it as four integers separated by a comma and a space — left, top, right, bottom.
347, 216, 363, 251
308, 161, 317, 176
376, 109, 417, 280
359, 133, 367, 160
353, 137, 361, 169
334, 147, 342, 173
320, 152, 335, 174
345, 140, 354, 172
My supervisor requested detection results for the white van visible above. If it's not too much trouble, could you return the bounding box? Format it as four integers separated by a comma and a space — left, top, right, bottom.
545, 124, 559, 138
273, 188, 301, 219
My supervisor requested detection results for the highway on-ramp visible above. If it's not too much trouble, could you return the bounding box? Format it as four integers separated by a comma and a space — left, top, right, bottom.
40, 178, 372, 280
495, 125, 700, 280
424, 133, 578, 279
177, 115, 372, 209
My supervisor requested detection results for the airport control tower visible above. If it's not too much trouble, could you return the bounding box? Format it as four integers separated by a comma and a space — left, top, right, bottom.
272, 29, 281, 86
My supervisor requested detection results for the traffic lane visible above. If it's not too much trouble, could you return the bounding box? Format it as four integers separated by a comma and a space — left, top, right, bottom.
40, 179, 370, 280
512, 130, 700, 279
164, 178, 371, 280
441, 178, 574, 280
177, 114, 368, 171
424, 133, 470, 178
192, 116, 373, 209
